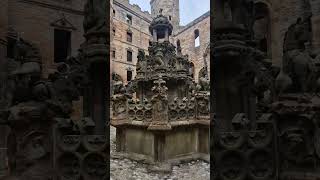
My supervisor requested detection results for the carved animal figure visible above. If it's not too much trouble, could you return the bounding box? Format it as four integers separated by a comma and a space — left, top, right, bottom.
136, 50, 146, 71
277, 16, 316, 93
154, 49, 165, 67
198, 68, 210, 91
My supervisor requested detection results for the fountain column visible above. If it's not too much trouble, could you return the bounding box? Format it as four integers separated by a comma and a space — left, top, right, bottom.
82, 0, 108, 135
212, 0, 277, 179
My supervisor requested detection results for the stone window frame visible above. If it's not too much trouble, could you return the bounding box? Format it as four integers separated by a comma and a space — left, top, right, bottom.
127, 29, 133, 43
50, 15, 76, 64
113, 9, 116, 17
126, 66, 134, 82
126, 14, 133, 25
126, 48, 133, 62
194, 29, 200, 48
111, 48, 116, 59
53, 28, 72, 63
112, 27, 116, 37
6, 33, 17, 59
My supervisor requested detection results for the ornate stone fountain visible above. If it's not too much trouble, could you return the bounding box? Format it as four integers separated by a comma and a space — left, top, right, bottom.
111, 15, 210, 169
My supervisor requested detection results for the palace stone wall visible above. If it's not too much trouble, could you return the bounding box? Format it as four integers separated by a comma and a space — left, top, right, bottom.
174, 12, 210, 82
111, 0, 152, 84
7, 0, 85, 78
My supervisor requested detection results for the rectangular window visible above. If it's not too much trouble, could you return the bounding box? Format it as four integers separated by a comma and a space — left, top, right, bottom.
194, 29, 200, 47
112, 28, 116, 37
6, 38, 16, 59
126, 14, 132, 25
195, 37, 200, 47
54, 29, 71, 63
127, 31, 132, 42
112, 50, 116, 58
127, 50, 132, 62
127, 70, 133, 81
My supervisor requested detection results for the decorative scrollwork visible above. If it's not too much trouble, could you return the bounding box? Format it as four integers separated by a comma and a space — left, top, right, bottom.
217, 150, 247, 180
82, 135, 107, 152
82, 152, 107, 180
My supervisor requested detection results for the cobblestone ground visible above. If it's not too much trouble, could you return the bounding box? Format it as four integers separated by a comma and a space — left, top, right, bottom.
110, 126, 210, 180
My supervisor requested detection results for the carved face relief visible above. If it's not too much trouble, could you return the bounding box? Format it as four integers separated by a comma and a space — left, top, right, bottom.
198, 99, 209, 114
114, 102, 126, 116
280, 128, 311, 164
23, 136, 47, 162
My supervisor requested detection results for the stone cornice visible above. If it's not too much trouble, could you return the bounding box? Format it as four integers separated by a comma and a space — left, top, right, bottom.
112, 59, 136, 67
17, 0, 84, 16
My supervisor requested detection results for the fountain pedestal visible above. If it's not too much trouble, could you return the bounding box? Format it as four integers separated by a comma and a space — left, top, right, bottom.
111, 15, 210, 170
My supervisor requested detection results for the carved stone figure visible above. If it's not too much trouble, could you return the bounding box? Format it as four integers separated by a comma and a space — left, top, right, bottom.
276, 16, 317, 93
270, 15, 320, 179
198, 68, 210, 91
83, 0, 107, 34
154, 47, 165, 67
136, 50, 146, 72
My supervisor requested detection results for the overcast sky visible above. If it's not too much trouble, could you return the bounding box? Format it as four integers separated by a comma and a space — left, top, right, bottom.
129, 0, 210, 26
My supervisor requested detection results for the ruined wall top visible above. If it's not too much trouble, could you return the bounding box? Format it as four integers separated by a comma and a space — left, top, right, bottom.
114, 0, 152, 22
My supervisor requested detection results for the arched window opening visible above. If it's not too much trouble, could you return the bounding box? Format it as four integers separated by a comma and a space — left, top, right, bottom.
194, 29, 200, 47
177, 39, 180, 47
189, 63, 195, 79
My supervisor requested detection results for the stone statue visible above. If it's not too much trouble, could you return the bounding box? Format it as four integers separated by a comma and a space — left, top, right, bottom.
136, 50, 146, 72
154, 48, 165, 67
276, 16, 317, 94
1, 41, 55, 180
1, 36, 91, 180
198, 68, 210, 91
83, 0, 107, 34
125, 81, 136, 97
253, 60, 277, 108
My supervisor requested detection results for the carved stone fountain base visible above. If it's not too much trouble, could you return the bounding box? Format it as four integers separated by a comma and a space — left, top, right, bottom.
112, 125, 209, 171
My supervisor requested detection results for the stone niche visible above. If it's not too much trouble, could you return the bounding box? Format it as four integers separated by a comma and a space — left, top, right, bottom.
111, 14, 210, 170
